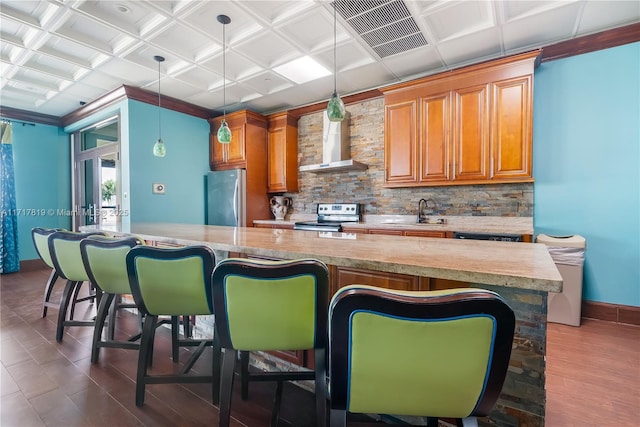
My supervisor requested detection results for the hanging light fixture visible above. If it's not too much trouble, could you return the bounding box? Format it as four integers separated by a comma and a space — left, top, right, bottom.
152, 55, 166, 157
326, 2, 345, 122
217, 14, 232, 162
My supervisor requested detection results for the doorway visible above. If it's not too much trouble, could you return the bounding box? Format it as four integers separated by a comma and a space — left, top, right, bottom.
73, 117, 120, 230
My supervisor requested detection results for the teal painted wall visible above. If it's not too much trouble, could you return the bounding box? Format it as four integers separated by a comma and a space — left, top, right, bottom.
11, 122, 71, 261
533, 42, 640, 306
128, 100, 209, 224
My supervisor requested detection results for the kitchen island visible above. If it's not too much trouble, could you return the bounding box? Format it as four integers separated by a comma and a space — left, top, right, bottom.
84, 222, 562, 427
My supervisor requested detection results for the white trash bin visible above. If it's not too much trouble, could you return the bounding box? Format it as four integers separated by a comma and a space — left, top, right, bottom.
536, 234, 586, 326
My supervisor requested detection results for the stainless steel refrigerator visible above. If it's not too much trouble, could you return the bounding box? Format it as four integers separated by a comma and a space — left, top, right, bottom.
206, 169, 247, 226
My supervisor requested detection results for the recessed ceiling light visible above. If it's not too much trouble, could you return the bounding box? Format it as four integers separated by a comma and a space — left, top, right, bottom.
273, 56, 331, 84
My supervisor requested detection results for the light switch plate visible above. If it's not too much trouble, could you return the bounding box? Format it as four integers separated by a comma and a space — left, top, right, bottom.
152, 183, 166, 194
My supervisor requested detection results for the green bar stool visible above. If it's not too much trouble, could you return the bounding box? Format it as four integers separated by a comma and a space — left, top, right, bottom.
47, 230, 106, 342
80, 235, 145, 363
31, 227, 65, 317
211, 258, 329, 427
126, 245, 221, 407
328, 286, 516, 427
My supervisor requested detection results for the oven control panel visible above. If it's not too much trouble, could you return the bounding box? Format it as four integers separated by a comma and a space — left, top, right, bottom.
316, 203, 360, 215
316, 203, 361, 224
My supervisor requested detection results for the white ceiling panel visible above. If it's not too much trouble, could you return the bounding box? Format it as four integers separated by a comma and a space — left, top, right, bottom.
154, 76, 204, 101
38, 36, 98, 68
578, 1, 640, 35
338, 62, 398, 93
502, 2, 583, 51
241, 71, 294, 95
75, 1, 162, 36
233, 30, 301, 68
0, 1, 48, 28
0, 0, 637, 118
181, 0, 263, 43
11, 67, 63, 91
173, 65, 220, 91
437, 27, 503, 66
423, 1, 495, 43
277, 8, 334, 52
146, 22, 216, 63
200, 50, 264, 81
238, 1, 317, 26
22, 53, 80, 80
53, 13, 134, 53
75, 70, 126, 93
381, 44, 444, 78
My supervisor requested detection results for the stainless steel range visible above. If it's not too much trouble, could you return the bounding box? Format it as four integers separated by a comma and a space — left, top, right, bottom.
293, 203, 361, 232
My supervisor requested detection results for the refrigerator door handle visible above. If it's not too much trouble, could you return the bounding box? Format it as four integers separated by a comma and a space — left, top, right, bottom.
233, 177, 239, 225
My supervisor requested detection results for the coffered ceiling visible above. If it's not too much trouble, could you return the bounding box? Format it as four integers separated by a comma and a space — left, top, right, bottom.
1, 0, 639, 119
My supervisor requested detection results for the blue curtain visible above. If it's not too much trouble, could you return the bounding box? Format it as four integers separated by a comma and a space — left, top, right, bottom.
1, 121, 19, 273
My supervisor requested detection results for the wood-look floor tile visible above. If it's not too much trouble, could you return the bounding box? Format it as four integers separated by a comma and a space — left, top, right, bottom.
29, 388, 91, 427
0, 363, 20, 396
68, 382, 144, 427
0, 391, 46, 427
0, 336, 32, 366
5, 359, 59, 400
40, 358, 93, 396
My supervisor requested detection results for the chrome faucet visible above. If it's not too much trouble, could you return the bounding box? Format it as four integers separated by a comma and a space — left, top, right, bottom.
418, 199, 427, 223
417, 198, 437, 223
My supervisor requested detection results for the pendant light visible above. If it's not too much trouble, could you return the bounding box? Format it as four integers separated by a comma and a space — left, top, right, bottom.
326, 3, 345, 122
217, 14, 232, 162
152, 55, 166, 157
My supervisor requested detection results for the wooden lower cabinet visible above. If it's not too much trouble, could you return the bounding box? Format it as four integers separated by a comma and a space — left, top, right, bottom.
429, 277, 470, 290
404, 230, 449, 238
331, 265, 425, 295
367, 228, 404, 236
332, 265, 468, 295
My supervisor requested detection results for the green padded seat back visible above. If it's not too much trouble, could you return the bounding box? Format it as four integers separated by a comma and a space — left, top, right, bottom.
80, 236, 143, 294
348, 311, 493, 417
48, 230, 106, 281
224, 272, 315, 350
126, 245, 215, 316
329, 285, 515, 419
211, 258, 329, 351
32, 228, 65, 268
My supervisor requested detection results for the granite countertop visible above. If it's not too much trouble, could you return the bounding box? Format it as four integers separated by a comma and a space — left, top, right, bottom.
83, 222, 560, 292
254, 215, 534, 235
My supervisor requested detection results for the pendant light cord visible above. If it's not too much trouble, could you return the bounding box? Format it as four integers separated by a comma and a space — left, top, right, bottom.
157, 60, 161, 140
333, 3, 337, 94
222, 21, 226, 121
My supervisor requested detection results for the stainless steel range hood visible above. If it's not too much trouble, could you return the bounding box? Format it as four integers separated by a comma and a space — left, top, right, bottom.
299, 111, 368, 173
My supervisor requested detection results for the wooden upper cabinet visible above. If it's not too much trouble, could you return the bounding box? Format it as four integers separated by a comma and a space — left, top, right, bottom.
420, 93, 451, 182
384, 100, 417, 183
381, 50, 540, 187
491, 75, 532, 179
266, 112, 299, 193
452, 84, 490, 181
209, 110, 267, 171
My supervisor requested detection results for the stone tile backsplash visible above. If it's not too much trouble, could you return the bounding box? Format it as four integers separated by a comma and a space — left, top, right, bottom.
284, 97, 533, 217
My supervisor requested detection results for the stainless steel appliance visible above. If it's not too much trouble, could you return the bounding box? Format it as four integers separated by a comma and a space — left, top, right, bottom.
453, 232, 523, 242
294, 203, 361, 232
206, 169, 247, 227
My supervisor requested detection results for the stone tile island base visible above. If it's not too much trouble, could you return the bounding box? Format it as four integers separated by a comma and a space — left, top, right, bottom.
194, 284, 547, 427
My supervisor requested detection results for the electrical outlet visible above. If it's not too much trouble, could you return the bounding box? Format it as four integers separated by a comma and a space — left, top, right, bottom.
152, 183, 165, 194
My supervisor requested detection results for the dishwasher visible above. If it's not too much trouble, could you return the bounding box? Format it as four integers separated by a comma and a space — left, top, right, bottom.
453, 232, 523, 242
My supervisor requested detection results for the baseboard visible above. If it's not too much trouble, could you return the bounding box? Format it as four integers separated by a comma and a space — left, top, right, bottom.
20, 259, 47, 272
582, 300, 640, 326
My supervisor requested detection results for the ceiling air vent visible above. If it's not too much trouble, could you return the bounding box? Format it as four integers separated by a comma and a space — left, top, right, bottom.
333, 0, 427, 58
